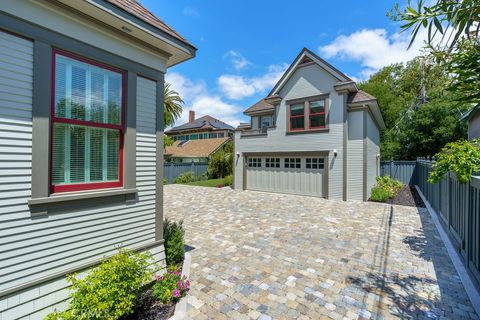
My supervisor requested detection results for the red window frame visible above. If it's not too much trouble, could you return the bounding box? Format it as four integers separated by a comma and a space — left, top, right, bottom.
309, 99, 326, 129
49, 49, 126, 193
289, 105, 305, 131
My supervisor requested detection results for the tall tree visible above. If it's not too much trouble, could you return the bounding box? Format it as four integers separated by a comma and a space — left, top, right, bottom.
359, 57, 468, 160
390, 0, 480, 106
164, 82, 184, 127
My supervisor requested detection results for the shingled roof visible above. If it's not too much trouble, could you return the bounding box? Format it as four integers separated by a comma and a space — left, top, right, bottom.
165, 137, 229, 158
347, 90, 377, 104
105, 0, 193, 47
244, 99, 275, 115
166, 115, 234, 134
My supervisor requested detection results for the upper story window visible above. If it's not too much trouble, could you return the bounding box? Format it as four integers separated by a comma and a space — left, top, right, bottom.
289, 104, 305, 131
288, 96, 328, 132
260, 115, 274, 128
51, 51, 125, 193
309, 100, 326, 129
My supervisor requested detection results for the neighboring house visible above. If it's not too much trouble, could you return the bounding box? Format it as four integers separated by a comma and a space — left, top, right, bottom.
0, 1, 195, 319
234, 48, 385, 201
165, 137, 230, 163
165, 110, 234, 141
461, 104, 480, 140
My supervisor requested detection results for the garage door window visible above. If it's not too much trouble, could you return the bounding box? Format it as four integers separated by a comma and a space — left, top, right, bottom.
306, 158, 324, 169
285, 158, 301, 169
248, 158, 262, 168
265, 158, 280, 168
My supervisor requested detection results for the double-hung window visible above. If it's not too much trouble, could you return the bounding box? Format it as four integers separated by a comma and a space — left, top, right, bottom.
309, 100, 326, 129
288, 97, 328, 132
289, 104, 304, 131
51, 51, 125, 193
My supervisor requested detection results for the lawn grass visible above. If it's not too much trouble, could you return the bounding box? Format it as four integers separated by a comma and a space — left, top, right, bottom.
184, 177, 231, 187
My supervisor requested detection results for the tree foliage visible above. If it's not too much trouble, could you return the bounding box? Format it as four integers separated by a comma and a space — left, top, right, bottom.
359, 57, 468, 160
208, 140, 233, 178
164, 82, 184, 127
428, 139, 480, 184
390, 0, 480, 106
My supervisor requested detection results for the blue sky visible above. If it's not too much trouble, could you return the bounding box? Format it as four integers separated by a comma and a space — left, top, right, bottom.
141, 0, 426, 127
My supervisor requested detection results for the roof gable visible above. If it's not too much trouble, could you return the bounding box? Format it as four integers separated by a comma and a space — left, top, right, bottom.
268, 48, 351, 97
164, 137, 229, 158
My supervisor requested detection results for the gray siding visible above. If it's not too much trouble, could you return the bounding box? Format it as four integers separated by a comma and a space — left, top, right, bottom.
366, 112, 380, 199
0, 31, 165, 320
468, 111, 480, 140
234, 64, 344, 200
346, 110, 364, 201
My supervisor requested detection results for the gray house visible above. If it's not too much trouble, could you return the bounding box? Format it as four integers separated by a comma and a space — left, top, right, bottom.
234, 48, 385, 201
461, 104, 480, 140
0, 1, 195, 319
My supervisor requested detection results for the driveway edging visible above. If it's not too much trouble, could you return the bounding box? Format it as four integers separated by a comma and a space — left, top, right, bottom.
168, 252, 192, 320
415, 186, 480, 318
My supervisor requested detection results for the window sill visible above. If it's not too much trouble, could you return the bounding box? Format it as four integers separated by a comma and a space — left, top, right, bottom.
28, 188, 138, 206
286, 128, 329, 135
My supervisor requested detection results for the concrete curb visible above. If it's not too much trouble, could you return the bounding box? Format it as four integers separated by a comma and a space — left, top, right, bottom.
415, 186, 480, 318
168, 252, 192, 320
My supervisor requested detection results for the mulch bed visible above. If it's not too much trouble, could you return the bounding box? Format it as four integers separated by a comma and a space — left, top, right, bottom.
120, 288, 175, 320
391, 185, 425, 207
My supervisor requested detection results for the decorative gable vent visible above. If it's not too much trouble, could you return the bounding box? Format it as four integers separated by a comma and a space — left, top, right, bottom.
299, 56, 313, 65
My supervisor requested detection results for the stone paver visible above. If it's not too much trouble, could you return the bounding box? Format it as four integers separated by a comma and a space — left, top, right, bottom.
164, 185, 478, 320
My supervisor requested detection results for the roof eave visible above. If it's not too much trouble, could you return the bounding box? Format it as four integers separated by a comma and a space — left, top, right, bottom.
62, 0, 196, 67
348, 100, 386, 130
244, 108, 275, 116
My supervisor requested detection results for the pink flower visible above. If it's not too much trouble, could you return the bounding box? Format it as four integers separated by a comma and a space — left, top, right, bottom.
178, 280, 184, 289
173, 289, 180, 298
155, 275, 163, 281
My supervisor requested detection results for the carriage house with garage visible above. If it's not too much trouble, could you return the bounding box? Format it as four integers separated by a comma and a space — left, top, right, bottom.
0, 1, 195, 319
234, 48, 385, 201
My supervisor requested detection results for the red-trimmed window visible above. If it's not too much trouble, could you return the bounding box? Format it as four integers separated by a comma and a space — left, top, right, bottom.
309, 100, 326, 129
289, 104, 305, 131
50, 50, 125, 193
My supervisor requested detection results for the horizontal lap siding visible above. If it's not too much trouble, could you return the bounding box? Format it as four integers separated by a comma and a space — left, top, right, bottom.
366, 113, 379, 199
0, 31, 35, 294
347, 111, 363, 201
0, 33, 162, 319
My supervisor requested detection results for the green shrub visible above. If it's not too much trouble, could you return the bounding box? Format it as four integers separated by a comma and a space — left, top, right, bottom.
369, 176, 403, 202
370, 186, 392, 202
428, 139, 480, 184
152, 266, 190, 304
208, 141, 233, 178
173, 171, 197, 184
375, 175, 403, 197
163, 219, 185, 266
223, 175, 232, 186
163, 178, 168, 185
44, 249, 153, 320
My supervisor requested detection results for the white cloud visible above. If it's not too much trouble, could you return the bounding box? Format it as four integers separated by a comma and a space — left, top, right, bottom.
183, 7, 199, 17
217, 63, 288, 100
224, 50, 252, 71
165, 72, 244, 128
319, 28, 428, 79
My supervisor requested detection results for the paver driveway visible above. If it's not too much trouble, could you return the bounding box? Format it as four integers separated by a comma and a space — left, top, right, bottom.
164, 185, 478, 320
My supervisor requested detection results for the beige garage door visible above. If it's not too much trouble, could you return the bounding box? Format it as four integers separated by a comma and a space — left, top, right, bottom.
246, 156, 325, 197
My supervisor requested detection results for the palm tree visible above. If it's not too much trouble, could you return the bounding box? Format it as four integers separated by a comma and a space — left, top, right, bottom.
164, 82, 184, 127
